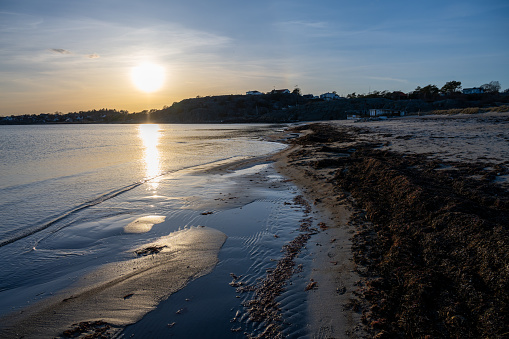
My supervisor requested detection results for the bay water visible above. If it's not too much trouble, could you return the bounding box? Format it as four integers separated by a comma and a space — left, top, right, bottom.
0, 124, 313, 337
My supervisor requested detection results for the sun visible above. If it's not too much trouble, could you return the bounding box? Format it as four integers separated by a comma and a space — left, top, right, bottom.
131, 62, 165, 93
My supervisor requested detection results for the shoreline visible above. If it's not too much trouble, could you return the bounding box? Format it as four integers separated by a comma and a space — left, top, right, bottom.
272, 139, 367, 338
277, 114, 508, 338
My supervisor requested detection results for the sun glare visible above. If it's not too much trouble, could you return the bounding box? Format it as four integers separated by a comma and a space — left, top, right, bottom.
131, 63, 165, 93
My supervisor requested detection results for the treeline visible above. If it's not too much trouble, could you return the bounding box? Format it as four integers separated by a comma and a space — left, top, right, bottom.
2, 81, 508, 124
1, 108, 133, 125
346, 81, 504, 100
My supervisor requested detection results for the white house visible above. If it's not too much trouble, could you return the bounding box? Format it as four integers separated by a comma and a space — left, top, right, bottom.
271, 89, 291, 94
246, 90, 263, 95
320, 92, 341, 101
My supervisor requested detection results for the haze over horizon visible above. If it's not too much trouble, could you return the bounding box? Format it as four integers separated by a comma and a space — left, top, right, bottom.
1, 0, 508, 116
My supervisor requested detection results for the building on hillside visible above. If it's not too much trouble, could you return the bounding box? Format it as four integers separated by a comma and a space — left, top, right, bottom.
271, 89, 291, 94
369, 109, 406, 117
246, 90, 263, 95
463, 87, 484, 95
320, 92, 341, 101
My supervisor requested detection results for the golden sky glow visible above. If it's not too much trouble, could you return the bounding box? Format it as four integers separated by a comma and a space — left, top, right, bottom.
0, 1, 508, 115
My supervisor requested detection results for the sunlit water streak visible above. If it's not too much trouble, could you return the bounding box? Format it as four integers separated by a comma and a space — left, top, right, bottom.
138, 124, 162, 190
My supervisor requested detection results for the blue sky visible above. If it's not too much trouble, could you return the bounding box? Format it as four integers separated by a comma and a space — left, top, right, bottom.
1, 0, 508, 115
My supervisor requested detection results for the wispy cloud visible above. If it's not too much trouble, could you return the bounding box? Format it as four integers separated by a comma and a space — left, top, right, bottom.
49, 48, 100, 61
49, 48, 72, 54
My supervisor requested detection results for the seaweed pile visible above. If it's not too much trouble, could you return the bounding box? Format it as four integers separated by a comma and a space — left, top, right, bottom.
287, 123, 509, 338
59, 320, 117, 338
234, 195, 317, 338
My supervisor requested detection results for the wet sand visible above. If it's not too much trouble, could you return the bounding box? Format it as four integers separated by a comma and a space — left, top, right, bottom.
272, 144, 366, 338
0, 227, 226, 338
121, 158, 320, 338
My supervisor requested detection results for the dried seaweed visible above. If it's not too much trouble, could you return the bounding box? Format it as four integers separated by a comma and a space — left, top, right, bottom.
288, 123, 509, 338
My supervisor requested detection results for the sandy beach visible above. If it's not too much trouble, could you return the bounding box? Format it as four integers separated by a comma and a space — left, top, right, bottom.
276, 112, 509, 338
1, 113, 508, 338
120, 112, 509, 338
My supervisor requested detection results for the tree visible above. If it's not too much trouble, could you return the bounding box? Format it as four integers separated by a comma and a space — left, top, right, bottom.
292, 87, 302, 96
481, 81, 501, 94
440, 81, 462, 94
413, 84, 439, 100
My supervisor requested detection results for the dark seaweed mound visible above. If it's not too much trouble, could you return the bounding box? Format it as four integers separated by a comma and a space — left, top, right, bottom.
289, 123, 509, 338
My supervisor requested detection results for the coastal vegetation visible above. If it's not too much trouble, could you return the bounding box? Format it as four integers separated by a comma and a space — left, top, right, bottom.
2, 81, 508, 124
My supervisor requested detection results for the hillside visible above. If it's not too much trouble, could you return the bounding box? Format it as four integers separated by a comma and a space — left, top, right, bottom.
2, 91, 509, 124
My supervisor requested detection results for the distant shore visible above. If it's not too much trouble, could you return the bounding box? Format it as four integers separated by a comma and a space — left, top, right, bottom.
274, 112, 509, 338
2, 91, 508, 124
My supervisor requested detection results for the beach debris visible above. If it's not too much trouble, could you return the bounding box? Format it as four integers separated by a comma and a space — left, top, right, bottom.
239, 194, 315, 338
123, 293, 134, 300
62, 295, 78, 302
229, 280, 244, 287
336, 286, 347, 295
293, 195, 312, 213
167, 322, 176, 328
60, 320, 112, 338
305, 281, 318, 291
231, 310, 242, 322
231, 327, 242, 332
175, 308, 187, 315
134, 245, 166, 256
318, 222, 328, 230
201, 211, 214, 215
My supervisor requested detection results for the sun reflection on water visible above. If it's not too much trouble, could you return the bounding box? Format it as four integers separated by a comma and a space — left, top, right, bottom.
138, 124, 162, 190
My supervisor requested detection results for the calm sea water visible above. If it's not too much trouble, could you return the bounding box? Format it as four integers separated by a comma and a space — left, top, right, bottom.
0, 124, 284, 243
0, 124, 287, 311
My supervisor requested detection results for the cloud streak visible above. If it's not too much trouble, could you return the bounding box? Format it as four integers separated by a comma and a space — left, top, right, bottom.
49, 48, 72, 54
